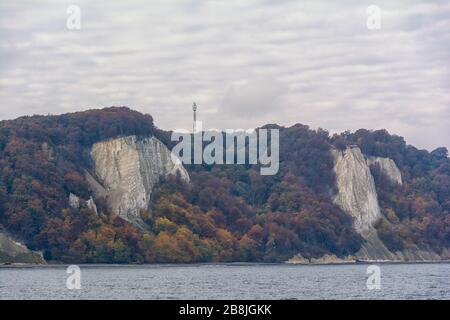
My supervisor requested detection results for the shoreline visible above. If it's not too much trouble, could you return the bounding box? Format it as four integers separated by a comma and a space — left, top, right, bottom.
2, 260, 450, 269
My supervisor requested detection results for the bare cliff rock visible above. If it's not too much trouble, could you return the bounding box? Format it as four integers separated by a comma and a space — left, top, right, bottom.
367, 156, 402, 185
69, 193, 80, 209
86, 197, 98, 215
69, 193, 98, 215
88, 135, 189, 227
332, 147, 381, 233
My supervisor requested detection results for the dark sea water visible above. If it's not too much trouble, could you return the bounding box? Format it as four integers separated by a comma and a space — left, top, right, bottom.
0, 263, 449, 300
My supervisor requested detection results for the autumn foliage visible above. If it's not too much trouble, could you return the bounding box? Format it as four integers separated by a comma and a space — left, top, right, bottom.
0, 108, 448, 263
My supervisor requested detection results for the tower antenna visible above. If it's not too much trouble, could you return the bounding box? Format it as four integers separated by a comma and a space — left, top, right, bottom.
192, 102, 197, 133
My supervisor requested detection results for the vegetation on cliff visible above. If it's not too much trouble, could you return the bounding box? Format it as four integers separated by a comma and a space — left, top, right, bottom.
0, 107, 448, 263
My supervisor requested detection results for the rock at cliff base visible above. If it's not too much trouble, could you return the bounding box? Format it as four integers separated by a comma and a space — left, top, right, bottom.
0, 233, 45, 264
69, 192, 80, 209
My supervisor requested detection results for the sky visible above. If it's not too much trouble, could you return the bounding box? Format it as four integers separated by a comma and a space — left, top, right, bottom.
0, 0, 449, 151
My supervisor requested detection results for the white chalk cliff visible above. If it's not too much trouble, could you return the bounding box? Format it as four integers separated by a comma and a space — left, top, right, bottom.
332, 147, 381, 233
331, 147, 404, 235
88, 135, 189, 227
366, 156, 402, 185
330, 146, 435, 261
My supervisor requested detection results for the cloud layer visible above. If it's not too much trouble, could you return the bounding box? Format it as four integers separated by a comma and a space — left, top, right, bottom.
0, 0, 449, 150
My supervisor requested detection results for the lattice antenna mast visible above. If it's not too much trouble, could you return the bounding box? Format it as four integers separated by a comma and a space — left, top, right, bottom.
192, 102, 197, 133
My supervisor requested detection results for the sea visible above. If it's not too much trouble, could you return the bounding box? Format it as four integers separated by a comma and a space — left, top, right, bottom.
0, 262, 449, 299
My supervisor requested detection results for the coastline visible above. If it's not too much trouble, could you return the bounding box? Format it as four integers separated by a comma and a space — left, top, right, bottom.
2, 260, 450, 269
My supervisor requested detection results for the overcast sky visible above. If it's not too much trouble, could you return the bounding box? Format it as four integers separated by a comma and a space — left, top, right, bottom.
0, 0, 449, 151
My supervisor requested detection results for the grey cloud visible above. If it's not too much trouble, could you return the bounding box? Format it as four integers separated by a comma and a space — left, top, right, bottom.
220, 77, 288, 120
0, 0, 449, 150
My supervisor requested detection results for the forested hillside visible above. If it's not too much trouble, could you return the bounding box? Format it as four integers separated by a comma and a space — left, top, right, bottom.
0, 107, 448, 263
332, 129, 450, 253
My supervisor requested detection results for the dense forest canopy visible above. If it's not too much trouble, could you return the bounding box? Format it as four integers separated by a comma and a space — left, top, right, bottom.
0, 107, 448, 263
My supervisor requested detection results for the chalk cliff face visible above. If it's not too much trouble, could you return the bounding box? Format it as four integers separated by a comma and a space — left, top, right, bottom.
89, 135, 189, 227
331, 147, 404, 234
367, 156, 402, 185
332, 147, 381, 233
